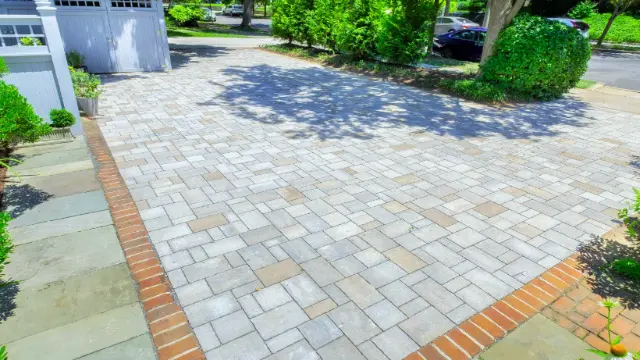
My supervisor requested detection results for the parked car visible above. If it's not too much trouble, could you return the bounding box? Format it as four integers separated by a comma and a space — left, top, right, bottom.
433, 27, 486, 61
222, 4, 243, 16
435, 16, 480, 35
203, 7, 217, 21
547, 18, 590, 38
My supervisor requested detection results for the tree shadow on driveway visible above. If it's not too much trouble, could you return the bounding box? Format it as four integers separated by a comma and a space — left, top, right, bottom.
199, 63, 594, 141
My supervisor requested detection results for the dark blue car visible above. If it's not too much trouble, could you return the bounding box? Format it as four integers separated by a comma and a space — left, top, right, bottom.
433, 27, 487, 62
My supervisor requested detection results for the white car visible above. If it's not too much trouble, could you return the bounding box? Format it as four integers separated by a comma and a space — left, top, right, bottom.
203, 7, 217, 21
222, 4, 243, 16
548, 18, 590, 38
435, 16, 480, 35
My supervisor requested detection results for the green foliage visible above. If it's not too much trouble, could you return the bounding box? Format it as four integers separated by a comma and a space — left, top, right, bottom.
0, 345, 7, 360
70, 67, 102, 99
609, 258, 640, 280
569, 0, 597, 18
169, 4, 206, 27
618, 187, 640, 239
0, 212, 14, 288
334, 0, 383, 60
0, 58, 7, 78
585, 13, 640, 43
480, 15, 591, 100
456, 0, 486, 12
49, 109, 76, 128
66, 50, 86, 68
19, 37, 43, 46
307, 0, 339, 50
0, 81, 51, 148
271, 0, 303, 43
438, 79, 507, 102
376, 0, 437, 64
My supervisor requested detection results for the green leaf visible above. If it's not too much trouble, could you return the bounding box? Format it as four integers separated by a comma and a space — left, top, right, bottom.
612, 335, 622, 345
586, 349, 609, 358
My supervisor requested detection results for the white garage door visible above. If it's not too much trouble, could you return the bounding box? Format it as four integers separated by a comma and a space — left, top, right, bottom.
56, 0, 170, 73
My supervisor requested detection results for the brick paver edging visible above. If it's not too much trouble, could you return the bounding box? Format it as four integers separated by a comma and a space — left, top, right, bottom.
404, 255, 586, 360
83, 118, 206, 360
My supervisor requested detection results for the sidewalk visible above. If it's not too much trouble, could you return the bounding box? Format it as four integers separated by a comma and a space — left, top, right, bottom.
0, 137, 155, 359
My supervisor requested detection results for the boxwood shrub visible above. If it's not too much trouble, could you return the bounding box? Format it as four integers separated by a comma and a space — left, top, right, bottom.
0, 81, 51, 148
480, 15, 591, 100
50, 109, 76, 128
169, 4, 206, 27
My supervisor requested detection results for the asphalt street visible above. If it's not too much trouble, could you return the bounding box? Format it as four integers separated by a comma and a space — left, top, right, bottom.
584, 51, 640, 91
214, 14, 272, 31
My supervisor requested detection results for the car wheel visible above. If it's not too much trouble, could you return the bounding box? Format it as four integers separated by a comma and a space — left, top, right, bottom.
441, 47, 453, 58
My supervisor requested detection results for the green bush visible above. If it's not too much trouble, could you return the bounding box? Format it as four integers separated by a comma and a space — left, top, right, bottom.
49, 109, 76, 128
0, 58, 8, 78
0, 81, 51, 148
334, 0, 383, 60
66, 50, 86, 69
272, 0, 301, 43
585, 13, 640, 43
0, 212, 14, 287
569, 0, 597, 19
376, 0, 436, 64
70, 68, 102, 99
438, 78, 506, 102
307, 0, 339, 50
169, 4, 206, 27
609, 258, 640, 281
480, 15, 591, 100
456, 0, 487, 13
19, 37, 43, 46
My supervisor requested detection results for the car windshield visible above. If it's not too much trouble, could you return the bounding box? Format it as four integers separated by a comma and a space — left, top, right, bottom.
455, 18, 473, 23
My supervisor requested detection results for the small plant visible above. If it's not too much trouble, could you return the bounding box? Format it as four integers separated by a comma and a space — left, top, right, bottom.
569, 0, 597, 19
66, 50, 86, 69
70, 67, 102, 99
0, 212, 16, 289
585, 299, 640, 359
49, 109, 76, 128
618, 188, 640, 239
438, 78, 507, 103
0, 345, 7, 360
19, 37, 43, 46
0, 58, 8, 78
0, 80, 52, 148
608, 258, 640, 281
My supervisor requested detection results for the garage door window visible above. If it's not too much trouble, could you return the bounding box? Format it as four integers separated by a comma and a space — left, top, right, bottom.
110, 0, 152, 8
54, 0, 101, 6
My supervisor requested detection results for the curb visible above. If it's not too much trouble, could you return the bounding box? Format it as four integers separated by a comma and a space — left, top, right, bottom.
83, 118, 206, 360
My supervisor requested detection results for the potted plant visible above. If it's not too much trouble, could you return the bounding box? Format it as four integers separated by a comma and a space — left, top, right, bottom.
66, 50, 88, 72
70, 67, 102, 117
40, 109, 75, 142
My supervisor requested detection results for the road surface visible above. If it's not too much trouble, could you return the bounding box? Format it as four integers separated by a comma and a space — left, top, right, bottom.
214, 14, 272, 31
584, 51, 640, 91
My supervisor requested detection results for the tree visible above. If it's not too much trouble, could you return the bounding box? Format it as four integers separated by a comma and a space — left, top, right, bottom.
597, 0, 639, 45
241, 0, 255, 27
444, 0, 451, 14
480, 0, 525, 64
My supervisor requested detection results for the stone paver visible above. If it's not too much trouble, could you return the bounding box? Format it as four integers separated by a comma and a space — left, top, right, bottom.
96, 45, 640, 360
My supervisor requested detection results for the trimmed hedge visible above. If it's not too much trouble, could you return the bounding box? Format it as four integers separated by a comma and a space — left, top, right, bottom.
480, 15, 591, 100
0, 81, 51, 147
169, 4, 206, 27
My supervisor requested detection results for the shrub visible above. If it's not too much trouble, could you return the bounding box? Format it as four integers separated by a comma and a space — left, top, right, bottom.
271, 0, 314, 46
569, 0, 597, 18
480, 15, 591, 100
169, 4, 206, 27
438, 78, 507, 102
0, 58, 7, 78
19, 37, 43, 46
307, 0, 339, 50
70, 67, 102, 98
0, 212, 14, 288
609, 258, 640, 281
584, 13, 640, 43
376, 0, 437, 64
49, 109, 76, 128
0, 81, 51, 148
618, 187, 640, 239
334, 0, 383, 60
66, 50, 86, 69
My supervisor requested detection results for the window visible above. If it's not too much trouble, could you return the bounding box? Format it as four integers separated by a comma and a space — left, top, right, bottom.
441, 18, 454, 24
0, 23, 46, 47
54, 0, 101, 6
452, 30, 475, 41
110, 0, 151, 8
455, 17, 473, 24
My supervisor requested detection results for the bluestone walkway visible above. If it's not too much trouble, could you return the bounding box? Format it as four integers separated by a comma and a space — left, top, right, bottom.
0, 138, 155, 359
94, 46, 640, 360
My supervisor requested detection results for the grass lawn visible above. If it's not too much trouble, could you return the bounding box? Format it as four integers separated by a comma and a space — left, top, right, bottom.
576, 79, 597, 89
584, 13, 640, 43
167, 26, 250, 38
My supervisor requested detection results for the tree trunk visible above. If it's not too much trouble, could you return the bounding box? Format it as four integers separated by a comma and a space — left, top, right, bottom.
479, 0, 525, 65
597, 7, 619, 46
264, 0, 267, 17
427, 0, 441, 53
444, 0, 451, 15
482, 0, 491, 27
240, 0, 254, 27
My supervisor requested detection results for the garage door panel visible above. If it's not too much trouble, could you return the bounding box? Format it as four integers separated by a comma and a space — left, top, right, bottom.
107, 12, 162, 72
57, 12, 115, 73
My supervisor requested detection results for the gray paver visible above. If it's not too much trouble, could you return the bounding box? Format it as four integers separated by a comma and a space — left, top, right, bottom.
301, 257, 344, 287
336, 275, 384, 309
184, 292, 240, 327
360, 261, 407, 288
254, 284, 294, 311
282, 273, 329, 308
265, 340, 320, 360
298, 315, 343, 349
252, 301, 309, 340
212, 310, 255, 343
206, 265, 258, 294
371, 327, 419, 360
399, 307, 455, 345
328, 302, 381, 345
266, 329, 305, 353
318, 336, 367, 360
206, 332, 270, 360
364, 300, 407, 330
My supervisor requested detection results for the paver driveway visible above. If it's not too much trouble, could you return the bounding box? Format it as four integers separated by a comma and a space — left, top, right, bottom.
97, 46, 640, 360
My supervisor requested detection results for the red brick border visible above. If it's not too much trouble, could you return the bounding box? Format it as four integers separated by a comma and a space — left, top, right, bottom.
83, 118, 205, 360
